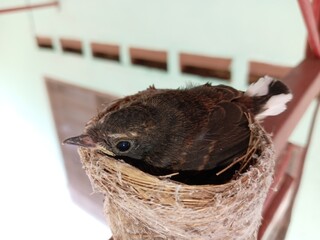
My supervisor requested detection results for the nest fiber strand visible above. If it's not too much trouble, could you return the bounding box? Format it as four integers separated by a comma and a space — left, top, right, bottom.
79, 122, 275, 240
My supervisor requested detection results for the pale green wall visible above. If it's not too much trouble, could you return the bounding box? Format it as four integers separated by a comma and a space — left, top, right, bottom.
31, 0, 306, 94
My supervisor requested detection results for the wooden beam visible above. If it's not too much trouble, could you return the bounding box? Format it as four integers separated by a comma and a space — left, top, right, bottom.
299, 0, 320, 58
0, 1, 59, 14
262, 58, 320, 155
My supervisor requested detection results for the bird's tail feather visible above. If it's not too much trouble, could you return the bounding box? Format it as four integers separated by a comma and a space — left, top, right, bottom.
245, 76, 293, 120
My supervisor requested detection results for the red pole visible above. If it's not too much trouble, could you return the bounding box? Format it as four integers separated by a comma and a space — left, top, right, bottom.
0, 1, 59, 14
298, 0, 320, 58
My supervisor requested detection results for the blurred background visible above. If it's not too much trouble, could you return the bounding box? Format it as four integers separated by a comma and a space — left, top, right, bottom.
0, 0, 319, 239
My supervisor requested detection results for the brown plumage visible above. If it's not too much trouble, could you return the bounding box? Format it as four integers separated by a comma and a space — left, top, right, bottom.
64, 76, 292, 185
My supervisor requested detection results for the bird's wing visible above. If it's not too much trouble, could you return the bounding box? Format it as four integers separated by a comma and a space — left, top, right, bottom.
180, 101, 251, 171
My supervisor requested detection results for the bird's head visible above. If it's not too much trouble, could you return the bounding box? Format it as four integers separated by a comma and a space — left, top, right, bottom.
63, 104, 164, 163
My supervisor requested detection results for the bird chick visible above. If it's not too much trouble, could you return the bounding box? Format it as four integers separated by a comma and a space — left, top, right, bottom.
64, 76, 292, 185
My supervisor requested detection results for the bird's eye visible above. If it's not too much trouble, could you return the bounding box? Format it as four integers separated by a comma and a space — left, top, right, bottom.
116, 141, 131, 152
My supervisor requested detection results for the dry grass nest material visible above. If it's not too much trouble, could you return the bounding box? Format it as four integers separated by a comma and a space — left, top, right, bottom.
79, 120, 275, 240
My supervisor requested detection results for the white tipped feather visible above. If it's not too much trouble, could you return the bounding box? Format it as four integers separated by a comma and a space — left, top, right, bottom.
256, 93, 293, 120
246, 76, 274, 97
245, 75, 293, 119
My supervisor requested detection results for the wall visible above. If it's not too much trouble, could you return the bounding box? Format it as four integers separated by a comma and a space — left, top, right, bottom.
31, 0, 306, 93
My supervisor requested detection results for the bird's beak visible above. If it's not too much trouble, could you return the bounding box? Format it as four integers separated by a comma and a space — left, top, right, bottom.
63, 134, 96, 148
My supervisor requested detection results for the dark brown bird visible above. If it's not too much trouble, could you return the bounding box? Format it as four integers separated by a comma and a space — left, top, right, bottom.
64, 76, 292, 185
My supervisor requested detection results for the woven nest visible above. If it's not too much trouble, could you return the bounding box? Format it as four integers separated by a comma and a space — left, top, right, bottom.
78, 121, 275, 240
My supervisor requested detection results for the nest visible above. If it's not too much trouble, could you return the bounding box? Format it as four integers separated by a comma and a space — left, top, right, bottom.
78, 121, 275, 240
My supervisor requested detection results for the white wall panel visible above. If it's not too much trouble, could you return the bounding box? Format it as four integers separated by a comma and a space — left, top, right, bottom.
29, 0, 307, 94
